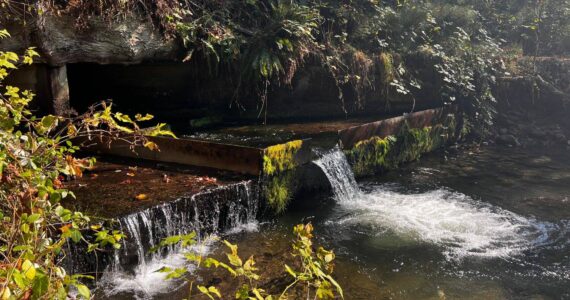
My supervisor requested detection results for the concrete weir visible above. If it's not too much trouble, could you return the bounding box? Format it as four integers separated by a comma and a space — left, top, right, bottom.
82, 106, 457, 176
62, 160, 260, 275
78, 105, 458, 214
64, 105, 458, 276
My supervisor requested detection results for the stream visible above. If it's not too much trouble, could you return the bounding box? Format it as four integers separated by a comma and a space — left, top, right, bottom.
97, 145, 570, 299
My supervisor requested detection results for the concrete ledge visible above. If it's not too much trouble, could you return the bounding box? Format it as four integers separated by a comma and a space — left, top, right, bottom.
81, 136, 264, 175
338, 106, 457, 149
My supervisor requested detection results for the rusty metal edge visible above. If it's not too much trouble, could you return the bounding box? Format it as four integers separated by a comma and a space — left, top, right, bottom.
338, 106, 458, 149
79, 135, 265, 175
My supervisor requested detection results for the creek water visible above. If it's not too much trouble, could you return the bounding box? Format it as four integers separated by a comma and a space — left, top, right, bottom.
93, 182, 260, 299
96, 145, 570, 299
236, 146, 570, 299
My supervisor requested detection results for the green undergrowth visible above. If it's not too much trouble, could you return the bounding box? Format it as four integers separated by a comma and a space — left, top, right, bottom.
346, 116, 457, 177
262, 140, 303, 213
264, 173, 294, 214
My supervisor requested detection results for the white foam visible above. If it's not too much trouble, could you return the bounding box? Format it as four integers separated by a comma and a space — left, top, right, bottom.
224, 220, 260, 235
312, 148, 548, 259
334, 186, 548, 259
98, 237, 215, 299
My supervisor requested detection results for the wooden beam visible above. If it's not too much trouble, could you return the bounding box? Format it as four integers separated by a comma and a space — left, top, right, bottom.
47, 65, 71, 116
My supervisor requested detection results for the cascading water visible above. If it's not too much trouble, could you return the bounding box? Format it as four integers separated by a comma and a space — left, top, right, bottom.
95, 181, 260, 299
314, 148, 551, 260
313, 147, 360, 202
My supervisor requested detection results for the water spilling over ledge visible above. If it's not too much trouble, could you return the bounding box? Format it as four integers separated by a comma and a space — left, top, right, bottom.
62, 160, 260, 282
314, 148, 558, 260
97, 182, 258, 299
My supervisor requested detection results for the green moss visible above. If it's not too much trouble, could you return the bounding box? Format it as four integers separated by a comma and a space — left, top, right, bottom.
264, 174, 294, 214
378, 52, 395, 85
345, 135, 396, 177
345, 116, 457, 177
262, 140, 303, 176
261, 140, 303, 214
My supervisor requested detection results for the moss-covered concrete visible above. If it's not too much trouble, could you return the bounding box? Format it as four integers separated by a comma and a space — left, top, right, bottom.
261, 140, 304, 213
345, 115, 457, 177
262, 140, 303, 175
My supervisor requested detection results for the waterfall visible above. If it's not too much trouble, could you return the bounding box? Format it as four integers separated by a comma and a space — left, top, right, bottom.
112, 180, 259, 270
313, 148, 549, 260
314, 147, 360, 203
94, 180, 260, 299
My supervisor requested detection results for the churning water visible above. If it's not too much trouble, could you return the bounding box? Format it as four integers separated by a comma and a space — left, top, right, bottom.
93, 146, 570, 299
94, 181, 260, 299
195, 146, 570, 299
314, 148, 556, 260
314, 147, 359, 203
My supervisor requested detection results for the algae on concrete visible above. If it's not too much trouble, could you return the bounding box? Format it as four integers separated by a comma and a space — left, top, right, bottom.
346, 115, 457, 177
261, 140, 303, 213
263, 140, 303, 176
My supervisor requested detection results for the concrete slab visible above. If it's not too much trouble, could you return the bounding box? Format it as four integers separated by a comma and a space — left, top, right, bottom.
80, 107, 457, 175
63, 158, 251, 218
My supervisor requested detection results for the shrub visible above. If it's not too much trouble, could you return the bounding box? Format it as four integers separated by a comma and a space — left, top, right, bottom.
0, 29, 173, 299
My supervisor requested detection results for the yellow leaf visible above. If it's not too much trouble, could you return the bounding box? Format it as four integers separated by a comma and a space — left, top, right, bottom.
208, 286, 221, 298
144, 141, 159, 151
135, 194, 148, 201
60, 224, 71, 233
67, 124, 77, 136
22, 259, 36, 280
135, 113, 154, 121
1, 287, 11, 300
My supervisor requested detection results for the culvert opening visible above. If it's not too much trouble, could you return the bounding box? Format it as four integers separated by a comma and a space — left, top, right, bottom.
66, 63, 239, 129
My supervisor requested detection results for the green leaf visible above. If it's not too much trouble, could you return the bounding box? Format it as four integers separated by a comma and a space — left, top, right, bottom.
31, 274, 48, 300
165, 268, 187, 279
12, 271, 26, 289
13, 245, 31, 252
75, 284, 90, 299
235, 284, 250, 300
27, 213, 41, 223
70, 229, 82, 243
197, 285, 215, 300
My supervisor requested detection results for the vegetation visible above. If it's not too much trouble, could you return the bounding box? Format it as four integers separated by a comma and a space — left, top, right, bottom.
346, 115, 457, 177
262, 140, 303, 176
1, 0, 569, 298
0, 30, 173, 299
264, 174, 294, 214
262, 140, 303, 213
3, 0, 567, 133
155, 223, 343, 300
